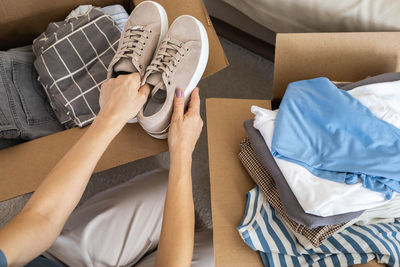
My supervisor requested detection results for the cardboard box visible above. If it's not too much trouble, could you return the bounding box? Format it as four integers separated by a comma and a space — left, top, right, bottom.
0, 0, 228, 202
207, 32, 396, 266
207, 98, 270, 267
272, 32, 400, 101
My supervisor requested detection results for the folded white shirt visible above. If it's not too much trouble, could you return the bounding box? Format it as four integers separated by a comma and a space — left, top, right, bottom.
252, 79, 400, 217
288, 194, 400, 249
348, 81, 400, 129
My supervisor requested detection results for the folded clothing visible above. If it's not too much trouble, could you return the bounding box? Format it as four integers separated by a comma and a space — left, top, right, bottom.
66, 4, 129, 31
243, 119, 364, 226
0, 46, 63, 143
101, 5, 129, 31
271, 77, 400, 199
238, 137, 345, 247
238, 186, 400, 267
294, 194, 400, 250
340, 72, 400, 91
253, 75, 400, 217
33, 7, 120, 127
252, 107, 391, 217
273, 72, 400, 107
346, 80, 400, 129
0, 138, 25, 150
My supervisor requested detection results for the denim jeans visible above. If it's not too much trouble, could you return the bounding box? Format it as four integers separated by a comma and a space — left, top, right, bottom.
0, 46, 64, 147
0, 138, 25, 150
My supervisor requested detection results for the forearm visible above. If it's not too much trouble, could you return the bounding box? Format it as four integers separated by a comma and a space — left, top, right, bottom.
0, 114, 124, 265
23, 114, 123, 224
156, 156, 195, 267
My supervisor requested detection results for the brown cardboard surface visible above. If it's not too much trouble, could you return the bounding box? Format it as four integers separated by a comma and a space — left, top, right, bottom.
273, 32, 400, 100
0, 0, 129, 50
206, 98, 270, 266
206, 98, 384, 267
0, 0, 227, 201
134, 0, 229, 78
0, 124, 168, 202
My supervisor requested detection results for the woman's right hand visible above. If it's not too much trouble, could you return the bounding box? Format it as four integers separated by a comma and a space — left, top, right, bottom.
168, 87, 203, 161
99, 73, 150, 126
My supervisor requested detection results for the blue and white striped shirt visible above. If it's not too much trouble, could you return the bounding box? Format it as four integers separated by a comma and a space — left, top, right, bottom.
101, 5, 129, 31
67, 5, 129, 31
238, 187, 400, 267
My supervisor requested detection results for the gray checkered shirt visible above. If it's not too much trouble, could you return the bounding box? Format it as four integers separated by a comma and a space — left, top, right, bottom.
33, 8, 120, 127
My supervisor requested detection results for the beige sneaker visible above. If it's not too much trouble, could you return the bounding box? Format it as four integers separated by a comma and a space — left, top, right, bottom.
107, 1, 168, 79
137, 15, 209, 139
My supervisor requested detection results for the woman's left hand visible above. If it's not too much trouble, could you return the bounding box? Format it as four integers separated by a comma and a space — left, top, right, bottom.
168, 87, 203, 161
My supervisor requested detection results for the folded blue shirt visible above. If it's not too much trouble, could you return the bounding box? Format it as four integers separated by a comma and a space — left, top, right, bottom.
271, 77, 400, 199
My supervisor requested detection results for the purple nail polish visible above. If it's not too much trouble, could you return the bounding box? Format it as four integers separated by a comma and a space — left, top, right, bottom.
175, 89, 183, 98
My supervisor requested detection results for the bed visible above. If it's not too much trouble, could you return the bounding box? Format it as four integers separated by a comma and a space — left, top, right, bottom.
205, 0, 400, 60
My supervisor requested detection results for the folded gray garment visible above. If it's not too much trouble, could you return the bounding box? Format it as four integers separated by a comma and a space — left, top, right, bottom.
33, 8, 120, 128
339, 72, 400, 91
243, 120, 364, 228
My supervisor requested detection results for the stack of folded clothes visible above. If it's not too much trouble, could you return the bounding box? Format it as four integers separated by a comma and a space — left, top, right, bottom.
0, 5, 128, 149
237, 73, 400, 266
33, 5, 125, 128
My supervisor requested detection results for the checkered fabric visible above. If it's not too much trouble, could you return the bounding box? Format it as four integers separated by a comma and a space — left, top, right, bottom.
239, 137, 346, 247
33, 7, 121, 127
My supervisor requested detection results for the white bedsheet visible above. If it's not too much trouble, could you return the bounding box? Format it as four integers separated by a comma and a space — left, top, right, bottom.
222, 0, 400, 33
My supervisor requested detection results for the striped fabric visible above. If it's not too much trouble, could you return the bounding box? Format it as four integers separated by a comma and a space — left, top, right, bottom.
101, 5, 129, 31
238, 186, 400, 267
67, 5, 129, 31
0, 250, 6, 267
239, 137, 345, 247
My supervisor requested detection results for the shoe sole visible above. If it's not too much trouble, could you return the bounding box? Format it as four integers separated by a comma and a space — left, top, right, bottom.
145, 15, 209, 139
127, 1, 169, 124
152, 1, 169, 51
181, 15, 209, 100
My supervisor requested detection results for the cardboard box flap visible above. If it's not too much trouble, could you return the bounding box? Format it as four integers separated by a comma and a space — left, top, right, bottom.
207, 98, 270, 266
273, 32, 400, 100
134, 0, 229, 78
0, 124, 168, 202
0, 0, 129, 50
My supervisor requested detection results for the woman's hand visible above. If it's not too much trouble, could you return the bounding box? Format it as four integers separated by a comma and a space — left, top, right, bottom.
168, 87, 203, 161
157, 87, 201, 267
99, 73, 150, 126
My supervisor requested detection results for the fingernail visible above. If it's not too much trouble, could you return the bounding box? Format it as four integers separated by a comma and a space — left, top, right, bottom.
175, 89, 183, 98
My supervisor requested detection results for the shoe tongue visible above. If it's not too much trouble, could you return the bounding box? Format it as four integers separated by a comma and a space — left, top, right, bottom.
113, 58, 137, 74
146, 73, 163, 88
146, 73, 166, 102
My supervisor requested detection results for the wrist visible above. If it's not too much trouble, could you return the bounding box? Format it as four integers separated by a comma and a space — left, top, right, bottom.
96, 109, 126, 127
169, 154, 192, 179
170, 151, 193, 166
91, 112, 125, 137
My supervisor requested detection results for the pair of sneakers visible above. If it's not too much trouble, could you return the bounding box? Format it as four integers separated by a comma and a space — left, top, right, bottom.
107, 1, 209, 139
